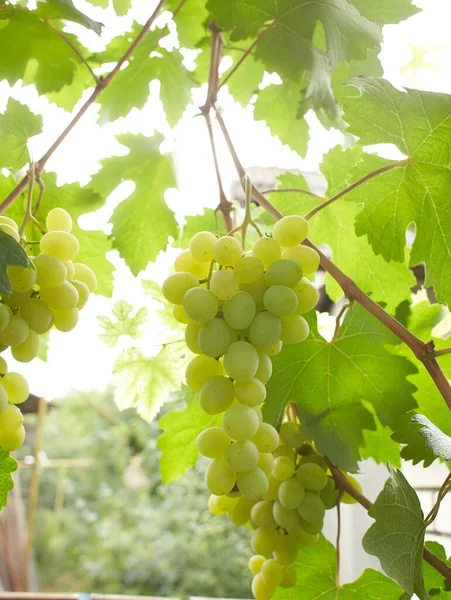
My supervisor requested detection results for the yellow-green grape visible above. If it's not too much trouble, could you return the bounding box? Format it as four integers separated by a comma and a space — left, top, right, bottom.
1, 223, 20, 243
240, 276, 268, 309
296, 463, 327, 492
0, 404, 23, 432
65, 260, 75, 279
33, 254, 67, 288
261, 559, 284, 586
252, 423, 279, 453
1, 372, 29, 404
235, 378, 266, 407
198, 318, 233, 357
298, 454, 328, 471
252, 237, 281, 267
282, 246, 320, 275
199, 376, 234, 414
273, 446, 294, 460
253, 405, 263, 424
265, 259, 303, 288
73, 263, 97, 293
214, 494, 239, 513
234, 256, 264, 284
0, 216, 18, 231
273, 501, 298, 529
174, 250, 209, 279
341, 474, 361, 504
40, 281, 79, 310
185, 320, 201, 354
172, 304, 190, 325
0, 386, 7, 414
0, 424, 25, 452
298, 491, 326, 523
223, 291, 256, 330
273, 215, 309, 247
197, 427, 231, 458
189, 231, 216, 263
263, 285, 298, 318
294, 278, 319, 314
251, 500, 277, 528
251, 526, 279, 555
229, 496, 256, 526
223, 403, 260, 441
3, 289, 31, 308
208, 494, 225, 516
0, 305, 10, 334
249, 312, 282, 347
298, 516, 323, 534
210, 269, 239, 300
263, 475, 281, 501
224, 341, 259, 381
280, 565, 297, 588
289, 524, 319, 547
7, 264, 36, 292
320, 477, 340, 509
280, 314, 309, 344
257, 340, 282, 356
205, 458, 236, 495
46, 207, 73, 232
162, 272, 198, 305
19, 299, 53, 334
185, 355, 223, 391
70, 280, 90, 310
254, 351, 272, 384
252, 573, 276, 600
273, 533, 298, 565
0, 315, 29, 347
53, 308, 79, 332
278, 478, 305, 509
273, 456, 295, 481
225, 440, 259, 472
279, 422, 305, 448
40, 231, 79, 261
213, 236, 243, 266
182, 287, 218, 323
0, 357, 7, 375
258, 452, 274, 476
237, 467, 269, 500
249, 555, 266, 575
11, 330, 40, 363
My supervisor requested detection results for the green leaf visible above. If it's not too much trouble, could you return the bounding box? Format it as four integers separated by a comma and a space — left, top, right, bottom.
361, 407, 401, 467
179, 208, 227, 247
141, 279, 175, 328
264, 305, 417, 471
411, 414, 451, 462
0, 98, 42, 169
86, 0, 109, 6
46, 63, 95, 111
98, 300, 148, 348
363, 467, 427, 600
0, 230, 29, 296
167, 0, 209, 48
0, 449, 17, 514
91, 134, 177, 275
157, 386, 221, 484
351, 0, 421, 25
423, 541, 449, 594
112, 0, 132, 16
221, 48, 265, 106
35, 0, 103, 34
156, 50, 193, 127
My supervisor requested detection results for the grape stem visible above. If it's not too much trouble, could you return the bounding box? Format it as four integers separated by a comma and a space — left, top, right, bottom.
229, 176, 263, 245
19, 164, 46, 238
425, 471, 451, 526
331, 300, 353, 343
335, 489, 344, 587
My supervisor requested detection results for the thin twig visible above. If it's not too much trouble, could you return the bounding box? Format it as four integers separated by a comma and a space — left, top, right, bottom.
335, 490, 344, 587
201, 20, 223, 112
432, 347, 451, 358
33, 171, 45, 217
261, 187, 324, 200
426, 472, 451, 526
46, 21, 98, 83
19, 165, 35, 237
331, 300, 353, 343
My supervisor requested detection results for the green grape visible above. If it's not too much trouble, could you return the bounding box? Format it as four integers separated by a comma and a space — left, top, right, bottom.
251, 526, 279, 555
1, 372, 29, 404
0, 386, 7, 414
210, 269, 239, 300
73, 263, 97, 293
263, 475, 281, 501
65, 260, 75, 279
198, 318, 233, 357
298, 515, 323, 534
213, 236, 243, 266
258, 452, 274, 476
273, 501, 298, 529
223, 291, 256, 330
294, 278, 319, 313
249, 312, 282, 347
280, 565, 297, 588
0, 424, 25, 452
298, 491, 325, 523
0, 404, 23, 432
257, 339, 282, 356
251, 500, 277, 528
40, 231, 79, 261
11, 330, 40, 362
205, 458, 236, 495
253, 405, 263, 424
0, 357, 7, 375
298, 454, 327, 471
223, 341, 259, 381
261, 559, 284, 586
229, 496, 256, 526
280, 314, 309, 344
211, 494, 239, 514
197, 427, 231, 458
265, 259, 303, 288
199, 376, 234, 414
273, 533, 298, 565
225, 440, 259, 472
162, 272, 199, 305
7, 264, 36, 292
234, 256, 264, 284
252, 423, 279, 453
237, 467, 269, 499
278, 478, 305, 509
182, 287, 218, 323
185, 320, 201, 353
0, 216, 18, 231
282, 246, 320, 275
223, 403, 259, 441
0, 315, 29, 347
252, 573, 276, 600
46, 207, 73, 232
273, 456, 295, 481
0, 305, 10, 334
249, 555, 266, 574
33, 254, 67, 288
320, 476, 339, 509
252, 237, 281, 267
172, 304, 190, 324
263, 285, 298, 318
254, 351, 272, 384
288, 524, 319, 547
185, 355, 223, 391
208, 494, 225, 516
40, 281, 79, 310
70, 280, 90, 310
189, 231, 216, 263
296, 463, 327, 492
273, 215, 309, 247
174, 250, 209, 279
20, 298, 53, 333
279, 422, 305, 448
273, 446, 294, 460
3, 289, 31, 308
240, 276, 268, 308
1, 223, 20, 242
235, 378, 266, 407
53, 308, 79, 332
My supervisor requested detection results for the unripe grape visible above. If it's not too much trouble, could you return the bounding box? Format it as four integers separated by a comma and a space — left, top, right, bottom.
20, 298, 53, 333
213, 236, 243, 266
208, 494, 224, 516
1, 372, 29, 404
273, 533, 298, 565
253, 405, 263, 424
223, 291, 256, 330
257, 339, 282, 356
70, 280, 90, 310
240, 276, 268, 308
225, 440, 259, 472
252, 423, 279, 453
0, 357, 7, 375
46, 208, 73, 232
282, 245, 320, 275
298, 454, 328, 471
0, 305, 10, 334
197, 427, 231, 458
0, 387, 7, 414
198, 318, 233, 357
65, 260, 75, 279
278, 477, 305, 509
289, 524, 318, 547
223, 341, 259, 381
261, 559, 284, 586
273, 215, 309, 247
172, 304, 190, 324
320, 476, 340, 509
0, 404, 23, 432
249, 311, 282, 347
211, 494, 239, 513
185, 355, 223, 391
251, 573, 276, 600
33, 254, 67, 288
11, 329, 40, 362
298, 515, 323, 534
234, 256, 264, 283
263, 475, 281, 501
0, 424, 25, 452
229, 496, 256, 526
251, 500, 277, 528
280, 565, 297, 588
175, 250, 210, 279
7, 264, 36, 292
53, 308, 79, 332
235, 378, 266, 406
251, 526, 279, 555
263, 285, 298, 317
294, 278, 319, 314
273, 500, 298, 529
210, 269, 239, 300
0, 216, 18, 231
223, 403, 259, 441
189, 231, 216, 263
205, 458, 236, 495
280, 314, 309, 344
73, 263, 97, 293
0, 315, 29, 346
236, 467, 269, 499
249, 555, 266, 575
3, 290, 31, 308
183, 287, 218, 323
273, 446, 294, 460
1, 223, 20, 242
40, 281, 79, 310
252, 237, 281, 266
273, 456, 295, 481
258, 452, 274, 476
40, 231, 79, 261
199, 376, 234, 414
254, 351, 272, 384
162, 272, 198, 305
279, 421, 305, 448
298, 491, 325, 523
185, 320, 201, 353
265, 259, 303, 288
296, 462, 327, 492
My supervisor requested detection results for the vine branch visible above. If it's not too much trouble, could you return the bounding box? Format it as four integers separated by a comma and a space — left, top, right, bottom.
46, 21, 99, 83
261, 187, 324, 200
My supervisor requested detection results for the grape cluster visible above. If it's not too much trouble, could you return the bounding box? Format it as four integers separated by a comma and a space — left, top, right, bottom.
0, 208, 97, 453
163, 215, 332, 598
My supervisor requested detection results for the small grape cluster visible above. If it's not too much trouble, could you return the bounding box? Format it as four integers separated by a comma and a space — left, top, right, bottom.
163, 215, 329, 598
0, 208, 97, 453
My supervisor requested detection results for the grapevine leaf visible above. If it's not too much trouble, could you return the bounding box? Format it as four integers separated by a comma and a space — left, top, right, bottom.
91, 133, 177, 276
343, 77, 451, 307
98, 300, 148, 348
264, 305, 417, 472
141, 279, 175, 328
0, 98, 42, 170
363, 467, 428, 599
72, 226, 115, 297
221, 49, 265, 106
0, 449, 17, 513
157, 386, 221, 484
167, 0, 209, 48
0, 230, 29, 296
156, 50, 193, 127
410, 414, 451, 462
351, 0, 420, 25
112, 0, 132, 16
423, 542, 449, 594
46, 63, 95, 111
35, 0, 103, 34
361, 408, 401, 467
85, 0, 108, 7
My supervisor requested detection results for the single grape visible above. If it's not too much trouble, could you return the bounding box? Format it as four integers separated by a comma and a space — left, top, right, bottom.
0, 305, 10, 334
185, 320, 201, 353
7, 264, 36, 292
229, 496, 256, 526
240, 276, 268, 309
234, 256, 264, 284
223, 291, 256, 330
265, 259, 303, 288
296, 463, 327, 492
162, 272, 198, 305
280, 565, 297, 588
197, 427, 231, 458
251, 500, 277, 528
289, 524, 319, 547
40, 231, 79, 261
174, 249, 209, 279
282, 246, 320, 275
65, 260, 75, 280
198, 318, 233, 357
273, 533, 298, 565
172, 304, 190, 325
3, 290, 31, 308
223, 403, 259, 441
249, 555, 266, 575
273, 446, 294, 460
278, 478, 305, 509
237, 467, 269, 499
294, 278, 319, 314
0, 357, 7, 375
263, 285, 298, 318
251, 526, 279, 555
11, 329, 40, 362
235, 378, 266, 407
252, 423, 279, 453
33, 254, 67, 288
70, 280, 90, 310
252, 573, 276, 600
182, 287, 218, 323
205, 458, 236, 495
258, 452, 274, 476
73, 263, 97, 293
273, 501, 298, 529
40, 281, 79, 310
19, 298, 53, 334
298, 491, 325, 523
1, 372, 29, 404
280, 314, 309, 344
257, 340, 282, 356
213, 236, 243, 266
0, 216, 18, 231
273, 215, 309, 247
223, 341, 259, 381
0, 315, 29, 347
185, 355, 223, 391
249, 311, 282, 347
253, 405, 263, 424
263, 475, 281, 501
46, 208, 73, 232
254, 351, 272, 384
0, 386, 7, 414
189, 231, 216, 263
252, 237, 281, 267
273, 456, 295, 481
298, 454, 327, 471
320, 477, 340, 509
279, 422, 305, 448
208, 494, 225, 516
1, 223, 20, 242
261, 559, 284, 586
225, 440, 259, 472
0, 424, 25, 452
199, 376, 234, 414
0, 404, 23, 432
53, 308, 79, 332
298, 515, 323, 534
210, 269, 239, 300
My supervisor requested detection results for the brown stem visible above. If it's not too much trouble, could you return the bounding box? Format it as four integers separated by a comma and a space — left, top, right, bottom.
261, 187, 324, 200
331, 300, 353, 343
46, 21, 98, 83
425, 472, 451, 525
433, 347, 451, 358
33, 171, 45, 217
19, 165, 35, 237
335, 490, 344, 586
201, 20, 223, 112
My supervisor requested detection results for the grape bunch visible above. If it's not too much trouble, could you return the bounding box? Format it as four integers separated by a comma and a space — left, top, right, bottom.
0, 208, 97, 453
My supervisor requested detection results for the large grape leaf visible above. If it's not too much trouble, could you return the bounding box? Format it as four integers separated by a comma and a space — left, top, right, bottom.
423, 542, 449, 594
363, 467, 428, 600
112, 0, 132, 16
167, 0, 209, 49
91, 134, 177, 276
411, 414, 451, 461
0, 98, 42, 170
264, 305, 417, 472
221, 48, 265, 107
98, 300, 148, 348
0, 230, 29, 296
351, 0, 420, 25
34, 0, 103, 34
0, 450, 17, 514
